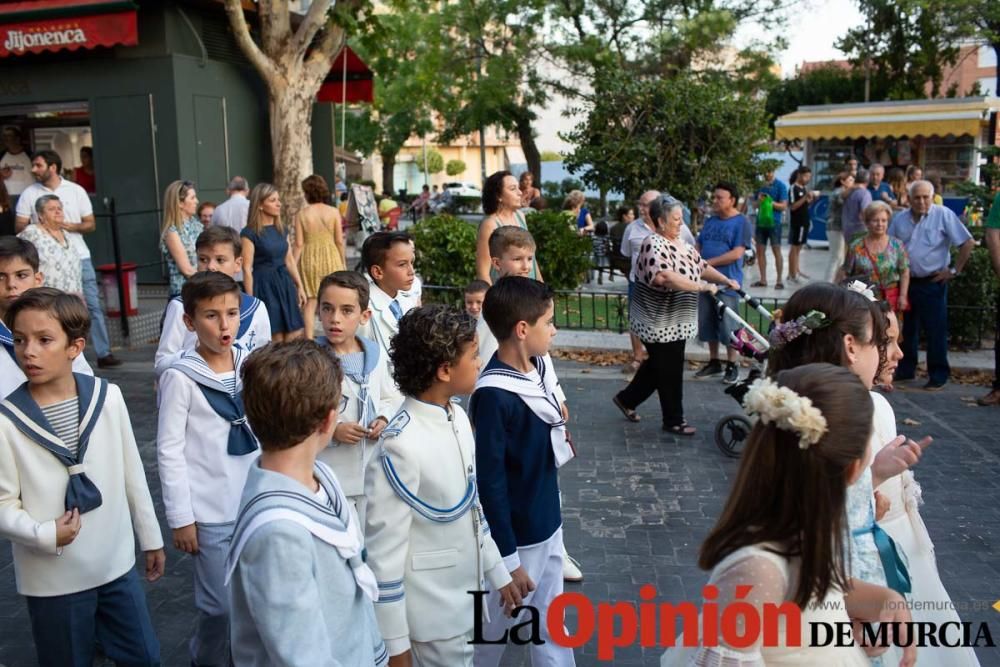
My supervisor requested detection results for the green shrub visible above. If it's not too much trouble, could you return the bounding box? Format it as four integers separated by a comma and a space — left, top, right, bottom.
526, 210, 592, 291
426, 149, 444, 174
446, 159, 467, 176
948, 244, 998, 348
411, 215, 478, 289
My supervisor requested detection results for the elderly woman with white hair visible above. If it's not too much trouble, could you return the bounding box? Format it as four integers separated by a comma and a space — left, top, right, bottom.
612, 198, 738, 435
17, 194, 82, 295
838, 200, 910, 314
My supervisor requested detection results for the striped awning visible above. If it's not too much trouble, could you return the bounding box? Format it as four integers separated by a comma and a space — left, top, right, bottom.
774, 97, 1000, 141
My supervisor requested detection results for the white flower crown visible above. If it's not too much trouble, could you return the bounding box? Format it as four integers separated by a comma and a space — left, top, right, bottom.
744, 378, 829, 449
846, 280, 877, 302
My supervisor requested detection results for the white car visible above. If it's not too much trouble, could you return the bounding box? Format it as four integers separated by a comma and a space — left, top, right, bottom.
443, 181, 482, 198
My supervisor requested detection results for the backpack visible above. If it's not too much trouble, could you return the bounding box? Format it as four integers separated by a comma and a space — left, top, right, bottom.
757, 194, 774, 229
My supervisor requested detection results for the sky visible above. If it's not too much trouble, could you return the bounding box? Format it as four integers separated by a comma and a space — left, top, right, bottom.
534, 0, 865, 153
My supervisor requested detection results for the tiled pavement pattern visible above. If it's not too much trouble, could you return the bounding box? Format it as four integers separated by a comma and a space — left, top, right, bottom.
1, 349, 998, 666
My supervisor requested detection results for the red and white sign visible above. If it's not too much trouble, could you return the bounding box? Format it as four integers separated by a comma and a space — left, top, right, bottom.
0, 10, 137, 58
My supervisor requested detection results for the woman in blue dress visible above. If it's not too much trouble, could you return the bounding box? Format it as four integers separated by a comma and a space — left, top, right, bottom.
241, 183, 306, 341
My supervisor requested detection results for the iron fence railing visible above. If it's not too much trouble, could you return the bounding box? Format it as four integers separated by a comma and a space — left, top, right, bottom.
422, 285, 997, 350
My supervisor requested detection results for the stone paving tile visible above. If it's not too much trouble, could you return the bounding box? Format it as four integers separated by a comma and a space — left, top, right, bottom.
0, 349, 998, 666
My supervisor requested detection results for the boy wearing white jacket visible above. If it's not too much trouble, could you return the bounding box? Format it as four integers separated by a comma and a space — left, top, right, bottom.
316, 271, 401, 522
156, 272, 260, 666
0, 288, 164, 666
365, 305, 519, 667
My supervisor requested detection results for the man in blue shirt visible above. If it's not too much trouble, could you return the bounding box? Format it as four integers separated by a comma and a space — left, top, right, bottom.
694, 182, 746, 384
888, 180, 975, 390
867, 164, 896, 206
752, 170, 787, 289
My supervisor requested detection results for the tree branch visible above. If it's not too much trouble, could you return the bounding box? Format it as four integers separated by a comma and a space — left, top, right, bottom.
304, 23, 347, 85
292, 0, 334, 57
258, 0, 291, 57
223, 0, 277, 81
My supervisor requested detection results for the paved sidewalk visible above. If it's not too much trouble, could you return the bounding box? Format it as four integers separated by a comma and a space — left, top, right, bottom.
0, 351, 998, 666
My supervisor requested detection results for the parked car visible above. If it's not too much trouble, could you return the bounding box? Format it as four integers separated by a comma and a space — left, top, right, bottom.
443, 181, 482, 198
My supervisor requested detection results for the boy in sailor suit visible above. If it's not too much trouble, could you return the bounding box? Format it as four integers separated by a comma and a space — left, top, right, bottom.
228, 340, 387, 667
0, 237, 93, 398
156, 272, 260, 666
470, 277, 577, 667
365, 305, 518, 667
155, 226, 271, 377
315, 271, 401, 524
0, 288, 164, 666
359, 231, 417, 369
482, 226, 582, 583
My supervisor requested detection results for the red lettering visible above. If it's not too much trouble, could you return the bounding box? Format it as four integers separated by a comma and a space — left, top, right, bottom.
639, 585, 658, 647
597, 602, 638, 660
762, 601, 802, 647
720, 585, 761, 649
547, 593, 593, 648
702, 584, 719, 647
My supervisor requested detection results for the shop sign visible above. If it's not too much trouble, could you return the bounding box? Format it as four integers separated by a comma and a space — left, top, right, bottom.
0, 11, 137, 58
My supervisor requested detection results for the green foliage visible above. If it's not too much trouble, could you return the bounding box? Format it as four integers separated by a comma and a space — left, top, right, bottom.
411, 215, 478, 287
525, 211, 592, 290
445, 159, 467, 176
562, 72, 772, 205
948, 244, 1000, 347
541, 181, 561, 200
561, 178, 584, 194
425, 149, 444, 174
954, 146, 1000, 217
539, 150, 563, 162
765, 66, 889, 128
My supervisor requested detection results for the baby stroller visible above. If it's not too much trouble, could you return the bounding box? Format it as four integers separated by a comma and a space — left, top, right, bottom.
711, 290, 775, 458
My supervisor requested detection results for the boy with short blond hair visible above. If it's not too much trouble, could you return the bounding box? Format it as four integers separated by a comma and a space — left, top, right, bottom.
365, 305, 515, 666
315, 270, 400, 520
0, 237, 92, 399
156, 271, 259, 666
470, 277, 576, 667
360, 231, 417, 365
155, 225, 271, 376
227, 340, 387, 667
0, 287, 164, 666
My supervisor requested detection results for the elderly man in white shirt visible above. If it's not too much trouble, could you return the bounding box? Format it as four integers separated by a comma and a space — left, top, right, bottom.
15, 149, 120, 368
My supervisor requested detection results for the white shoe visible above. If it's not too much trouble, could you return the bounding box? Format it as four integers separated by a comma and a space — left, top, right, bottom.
562, 548, 583, 582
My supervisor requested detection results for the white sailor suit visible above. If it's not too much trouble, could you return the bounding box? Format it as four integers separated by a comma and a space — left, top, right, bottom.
359, 282, 417, 370
0, 320, 93, 399
154, 292, 271, 377
156, 347, 259, 665
364, 397, 512, 666
316, 335, 401, 522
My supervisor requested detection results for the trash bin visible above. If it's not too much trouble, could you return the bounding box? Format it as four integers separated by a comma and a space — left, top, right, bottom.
96, 263, 139, 317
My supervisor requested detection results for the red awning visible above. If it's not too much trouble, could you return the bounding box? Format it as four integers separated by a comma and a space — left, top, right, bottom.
317, 45, 374, 104
0, 0, 138, 58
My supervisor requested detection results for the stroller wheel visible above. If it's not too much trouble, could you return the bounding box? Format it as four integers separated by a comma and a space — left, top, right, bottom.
714, 415, 752, 458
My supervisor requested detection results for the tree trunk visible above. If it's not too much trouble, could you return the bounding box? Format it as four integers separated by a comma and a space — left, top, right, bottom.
513, 109, 542, 183
269, 84, 316, 225
381, 151, 396, 197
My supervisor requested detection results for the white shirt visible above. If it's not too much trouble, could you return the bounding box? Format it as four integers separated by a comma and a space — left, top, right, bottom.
16, 178, 93, 260
1, 150, 32, 195
211, 193, 250, 234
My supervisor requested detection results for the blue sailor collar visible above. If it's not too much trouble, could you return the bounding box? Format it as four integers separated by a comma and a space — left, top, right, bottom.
0, 319, 16, 362
315, 334, 380, 378
170, 345, 246, 394
0, 373, 108, 513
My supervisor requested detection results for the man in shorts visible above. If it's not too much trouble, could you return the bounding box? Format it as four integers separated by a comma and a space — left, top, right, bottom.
753, 170, 787, 289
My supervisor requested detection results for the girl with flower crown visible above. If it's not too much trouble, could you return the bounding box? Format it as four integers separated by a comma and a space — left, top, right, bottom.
870, 305, 981, 666
769, 282, 930, 667
662, 364, 914, 666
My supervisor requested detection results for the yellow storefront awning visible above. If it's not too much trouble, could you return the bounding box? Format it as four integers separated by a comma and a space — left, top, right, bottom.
774, 97, 1000, 141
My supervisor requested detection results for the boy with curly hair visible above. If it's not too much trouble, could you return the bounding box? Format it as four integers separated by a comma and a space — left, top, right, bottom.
364, 305, 518, 666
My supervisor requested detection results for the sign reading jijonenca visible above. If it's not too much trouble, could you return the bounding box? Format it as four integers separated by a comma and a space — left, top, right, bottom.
0, 11, 138, 59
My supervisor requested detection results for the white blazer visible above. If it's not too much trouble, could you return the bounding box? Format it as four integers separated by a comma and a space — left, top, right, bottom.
156, 348, 259, 528
364, 397, 511, 656
0, 381, 163, 596
359, 282, 417, 369
317, 336, 402, 498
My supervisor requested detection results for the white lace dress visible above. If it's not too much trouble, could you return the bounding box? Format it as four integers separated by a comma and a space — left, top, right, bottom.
871, 391, 980, 667
661, 543, 870, 666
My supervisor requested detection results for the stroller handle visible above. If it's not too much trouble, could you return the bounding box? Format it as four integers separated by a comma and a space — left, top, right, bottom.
734, 289, 774, 321
712, 294, 771, 350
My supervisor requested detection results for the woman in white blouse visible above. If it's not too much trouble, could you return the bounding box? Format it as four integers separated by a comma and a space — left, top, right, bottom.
17, 194, 82, 295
